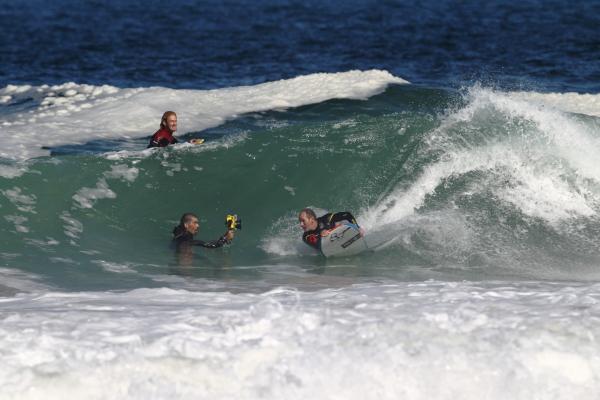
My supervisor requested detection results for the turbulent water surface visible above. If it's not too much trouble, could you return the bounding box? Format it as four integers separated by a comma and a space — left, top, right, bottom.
2, 1, 600, 399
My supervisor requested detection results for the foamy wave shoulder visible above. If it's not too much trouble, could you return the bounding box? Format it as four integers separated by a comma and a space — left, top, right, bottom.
361, 85, 600, 230
0, 70, 407, 160
509, 91, 600, 117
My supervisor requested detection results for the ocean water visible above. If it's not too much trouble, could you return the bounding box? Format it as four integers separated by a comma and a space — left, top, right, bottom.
2, 0, 600, 398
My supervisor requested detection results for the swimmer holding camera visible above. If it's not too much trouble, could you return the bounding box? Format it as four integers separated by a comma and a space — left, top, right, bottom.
172, 213, 241, 250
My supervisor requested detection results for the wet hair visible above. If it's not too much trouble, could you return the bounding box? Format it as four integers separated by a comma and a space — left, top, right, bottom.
160, 111, 177, 129
172, 212, 198, 238
299, 208, 317, 220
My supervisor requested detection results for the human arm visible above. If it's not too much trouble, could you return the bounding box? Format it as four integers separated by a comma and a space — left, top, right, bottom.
190, 230, 234, 248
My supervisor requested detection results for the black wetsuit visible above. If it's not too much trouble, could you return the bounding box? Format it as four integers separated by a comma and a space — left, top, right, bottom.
172, 228, 231, 250
302, 211, 358, 250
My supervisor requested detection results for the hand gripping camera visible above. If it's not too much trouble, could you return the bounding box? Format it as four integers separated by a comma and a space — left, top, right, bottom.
226, 214, 242, 231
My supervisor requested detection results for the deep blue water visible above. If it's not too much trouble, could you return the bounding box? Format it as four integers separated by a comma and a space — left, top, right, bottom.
2, 0, 599, 92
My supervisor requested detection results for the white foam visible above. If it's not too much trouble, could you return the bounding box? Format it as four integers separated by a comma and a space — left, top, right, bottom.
0, 163, 28, 179
497, 165, 595, 222
72, 178, 116, 209
362, 86, 600, 229
24, 238, 61, 251
0, 267, 50, 295
1, 281, 599, 399
100, 132, 249, 161
1, 187, 37, 213
261, 236, 314, 257
160, 161, 182, 176
71, 163, 139, 209
60, 211, 83, 241
0, 70, 407, 160
510, 91, 600, 117
261, 209, 327, 256
4, 214, 29, 233
482, 88, 600, 184
283, 185, 296, 196
362, 144, 596, 229
103, 164, 139, 182
92, 260, 138, 274
49, 257, 78, 265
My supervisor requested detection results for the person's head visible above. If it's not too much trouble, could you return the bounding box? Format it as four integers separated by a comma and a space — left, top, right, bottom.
298, 208, 318, 232
160, 111, 177, 133
174, 212, 199, 237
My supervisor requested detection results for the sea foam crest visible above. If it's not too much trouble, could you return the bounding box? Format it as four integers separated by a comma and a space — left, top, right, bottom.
0, 70, 407, 160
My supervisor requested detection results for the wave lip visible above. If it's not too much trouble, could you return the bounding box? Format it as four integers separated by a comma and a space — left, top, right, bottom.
362, 85, 600, 228
0, 70, 407, 160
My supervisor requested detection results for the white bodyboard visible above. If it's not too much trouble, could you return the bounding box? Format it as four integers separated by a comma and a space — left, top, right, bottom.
320, 223, 368, 257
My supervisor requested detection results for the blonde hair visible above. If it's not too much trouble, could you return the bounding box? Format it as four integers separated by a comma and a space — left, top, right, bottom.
160, 111, 177, 129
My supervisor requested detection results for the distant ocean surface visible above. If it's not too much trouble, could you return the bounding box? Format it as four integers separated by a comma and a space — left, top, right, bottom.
2, 1, 600, 399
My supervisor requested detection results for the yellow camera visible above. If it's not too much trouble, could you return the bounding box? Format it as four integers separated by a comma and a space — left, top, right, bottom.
226, 214, 242, 230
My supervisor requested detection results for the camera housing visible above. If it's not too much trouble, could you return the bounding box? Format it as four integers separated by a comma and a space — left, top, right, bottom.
226, 214, 242, 230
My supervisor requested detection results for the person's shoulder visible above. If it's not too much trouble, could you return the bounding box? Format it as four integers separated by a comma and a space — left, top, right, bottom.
318, 212, 332, 221
152, 127, 168, 136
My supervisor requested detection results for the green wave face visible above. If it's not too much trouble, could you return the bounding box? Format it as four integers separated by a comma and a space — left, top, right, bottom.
3, 84, 600, 290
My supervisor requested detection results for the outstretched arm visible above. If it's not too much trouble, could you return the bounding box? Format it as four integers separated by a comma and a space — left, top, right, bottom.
191, 230, 234, 248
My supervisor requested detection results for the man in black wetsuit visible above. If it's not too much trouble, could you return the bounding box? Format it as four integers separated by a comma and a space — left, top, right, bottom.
172, 213, 234, 250
298, 208, 359, 250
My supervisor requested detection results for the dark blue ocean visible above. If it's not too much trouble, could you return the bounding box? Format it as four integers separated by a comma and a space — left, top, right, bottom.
2, 0, 599, 91
2, 1, 600, 398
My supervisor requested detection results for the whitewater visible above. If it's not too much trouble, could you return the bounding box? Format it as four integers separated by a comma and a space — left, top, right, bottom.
2, 282, 600, 400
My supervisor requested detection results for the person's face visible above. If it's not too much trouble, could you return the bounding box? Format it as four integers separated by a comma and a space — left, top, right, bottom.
184, 217, 199, 235
299, 212, 317, 232
166, 115, 177, 132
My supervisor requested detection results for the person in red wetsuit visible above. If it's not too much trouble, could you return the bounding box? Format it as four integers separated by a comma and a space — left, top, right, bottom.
148, 111, 179, 148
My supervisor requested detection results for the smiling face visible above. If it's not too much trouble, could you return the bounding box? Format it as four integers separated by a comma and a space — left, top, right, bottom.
165, 114, 177, 133
299, 211, 318, 232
